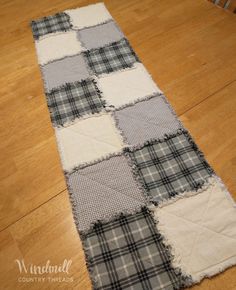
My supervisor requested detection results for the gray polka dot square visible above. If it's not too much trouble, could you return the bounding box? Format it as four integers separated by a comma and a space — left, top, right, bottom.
67, 155, 146, 232
77, 21, 124, 50
114, 96, 182, 145
41, 54, 90, 92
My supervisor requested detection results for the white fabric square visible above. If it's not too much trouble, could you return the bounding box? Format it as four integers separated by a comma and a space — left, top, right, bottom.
35, 31, 84, 65
153, 178, 236, 282
66, 3, 112, 29
97, 64, 162, 109
55, 113, 124, 171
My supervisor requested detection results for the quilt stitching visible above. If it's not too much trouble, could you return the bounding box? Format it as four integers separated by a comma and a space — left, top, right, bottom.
153, 179, 236, 281
80, 173, 145, 205
65, 121, 123, 151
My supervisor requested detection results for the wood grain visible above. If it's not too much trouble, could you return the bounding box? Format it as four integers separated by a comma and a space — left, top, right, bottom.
0, 0, 235, 289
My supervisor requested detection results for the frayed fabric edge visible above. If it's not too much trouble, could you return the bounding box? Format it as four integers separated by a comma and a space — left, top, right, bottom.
110, 92, 183, 147
38, 49, 86, 67
93, 59, 140, 80
108, 91, 164, 112
77, 20, 124, 50
190, 257, 236, 284
76, 206, 147, 290
123, 142, 214, 208
64, 150, 124, 175
53, 110, 108, 130
149, 208, 194, 287
30, 12, 73, 41
147, 208, 194, 289
76, 206, 193, 289
154, 175, 216, 208
124, 128, 215, 177
123, 150, 152, 204
123, 128, 214, 206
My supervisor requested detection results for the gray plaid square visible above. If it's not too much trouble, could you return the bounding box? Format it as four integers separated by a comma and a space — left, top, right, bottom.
31, 12, 72, 39
84, 38, 139, 75
126, 130, 213, 204
84, 208, 184, 290
46, 79, 104, 126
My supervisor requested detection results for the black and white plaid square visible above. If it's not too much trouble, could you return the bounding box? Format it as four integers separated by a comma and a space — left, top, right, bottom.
84, 38, 139, 75
31, 12, 72, 40
46, 79, 105, 127
127, 130, 213, 204
84, 207, 184, 290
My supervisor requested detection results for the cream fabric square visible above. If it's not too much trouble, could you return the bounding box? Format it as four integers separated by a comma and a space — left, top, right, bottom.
55, 113, 124, 171
66, 3, 112, 29
97, 64, 162, 109
35, 31, 84, 65
153, 178, 236, 282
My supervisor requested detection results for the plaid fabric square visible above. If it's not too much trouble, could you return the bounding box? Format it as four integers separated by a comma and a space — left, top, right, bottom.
84, 208, 184, 290
46, 79, 104, 126
84, 38, 139, 75
31, 12, 72, 39
127, 131, 213, 203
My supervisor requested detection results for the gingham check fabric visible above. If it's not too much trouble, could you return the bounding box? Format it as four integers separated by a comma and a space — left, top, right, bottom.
85, 208, 184, 290
31, 12, 72, 39
46, 79, 104, 126
84, 38, 139, 75
127, 131, 213, 203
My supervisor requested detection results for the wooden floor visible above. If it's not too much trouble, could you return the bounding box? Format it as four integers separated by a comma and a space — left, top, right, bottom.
0, 0, 235, 289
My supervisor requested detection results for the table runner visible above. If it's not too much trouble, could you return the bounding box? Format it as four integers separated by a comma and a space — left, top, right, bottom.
31, 3, 236, 289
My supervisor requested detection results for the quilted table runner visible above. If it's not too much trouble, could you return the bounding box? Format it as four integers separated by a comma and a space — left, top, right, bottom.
31, 3, 236, 289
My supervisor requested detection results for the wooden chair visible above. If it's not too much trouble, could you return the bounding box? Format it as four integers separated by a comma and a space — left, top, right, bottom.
209, 0, 236, 12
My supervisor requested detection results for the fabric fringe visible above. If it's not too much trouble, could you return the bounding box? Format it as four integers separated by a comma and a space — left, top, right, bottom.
124, 128, 214, 177
64, 150, 124, 175
49, 78, 107, 129
155, 176, 216, 208
123, 128, 187, 152
66, 16, 112, 31
76, 19, 122, 50
79, 204, 147, 237
111, 111, 130, 145
148, 208, 194, 287
190, 257, 236, 284
123, 128, 214, 206
159, 94, 183, 129
123, 150, 152, 204
93, 60, 138, 80
53, 110, 107, 129
112, 92, 164, 111
146, 207, 194, 289
44, 77, 94, 94
77, 206, 147, 290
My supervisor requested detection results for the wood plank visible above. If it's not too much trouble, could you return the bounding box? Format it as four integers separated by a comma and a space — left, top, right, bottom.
180, 81, 236, 195
0, 191, 91, 289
